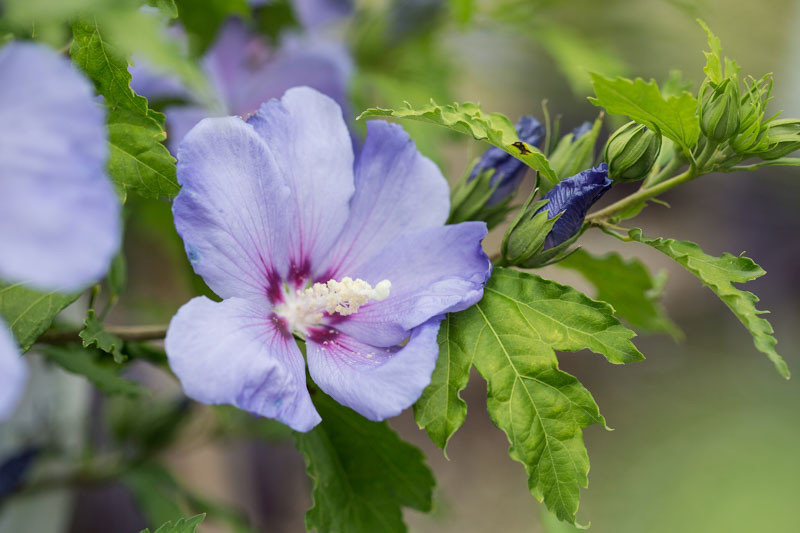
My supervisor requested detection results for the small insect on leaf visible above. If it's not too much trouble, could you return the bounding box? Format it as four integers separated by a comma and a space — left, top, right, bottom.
512, 141, 533, 155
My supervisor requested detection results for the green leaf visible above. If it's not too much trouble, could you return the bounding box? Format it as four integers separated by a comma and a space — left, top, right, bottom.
40, 345, 147, 396
296, 390, 435, 533
589, 74, 699, 154
146, 0, 178, 18
140, 514, 206, 533
174, 0, 250, 54
79, 309, 126, 363
414, 268, 642, 524
71, 19, 179, 201
358, 100, 558, 186
0, 282, 79, 351
450, 0, 475, 25
625, 228, 789, 378
558, 249, 681, 338
412, 314, 473, 453
697, 19, 723, 83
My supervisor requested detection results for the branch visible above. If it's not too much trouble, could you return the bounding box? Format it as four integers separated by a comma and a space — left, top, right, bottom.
38, 324, 168, 345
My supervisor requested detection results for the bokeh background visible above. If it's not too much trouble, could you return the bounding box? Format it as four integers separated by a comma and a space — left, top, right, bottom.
1, 0, 799, 532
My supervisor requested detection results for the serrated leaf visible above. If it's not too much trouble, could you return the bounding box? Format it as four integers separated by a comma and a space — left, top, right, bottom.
79, 309, 125, 363
558, 249, 681, 338
296, 390, 434, 533
698, 19, 723, 83
412, 314, 472, 453
140, 514, 205, 533
358, 101, 558, 186
0, 282, 79, 351
589, 74, 699, 154
414, 268, 642, 524
40, 345, 146, 396
625, 228, 789, 378
71, 19, 179, 201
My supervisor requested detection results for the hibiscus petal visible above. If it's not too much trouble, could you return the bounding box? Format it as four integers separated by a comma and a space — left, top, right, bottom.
0, 43, 120, 291
0, 322, 26, 421
174, 116, 293, 302
336, 222, 490, 346
247, 87, 354, 283
165, 296, 320, 432
321, 121, 450, 278
307, 317, 442, 421
234, 35, 352, 119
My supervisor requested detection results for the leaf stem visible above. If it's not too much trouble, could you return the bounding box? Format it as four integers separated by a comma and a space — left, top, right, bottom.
586, 167, 696, 222
38, 324, 169, 345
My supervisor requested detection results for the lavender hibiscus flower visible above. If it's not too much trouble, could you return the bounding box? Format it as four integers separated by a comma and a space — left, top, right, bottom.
131, 18, 352, 152
165, 87, 491, 431
0, 43, 121, 418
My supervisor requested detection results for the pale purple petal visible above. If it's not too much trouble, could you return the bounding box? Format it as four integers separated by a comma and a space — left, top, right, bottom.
232, 33, 353, 118
321, 121, 450, 278
164, 105, 212, 154
307, 317, 442, 421
202, 18, 255, 108
247, 87, 354, 283
336, 222, 490, 346
0, 322, 26, 421
165, 297, 320, 432
0, 43, 120, 291
293, 0, 353, 28
129, 58, 191, 103
173, 116, 293, 302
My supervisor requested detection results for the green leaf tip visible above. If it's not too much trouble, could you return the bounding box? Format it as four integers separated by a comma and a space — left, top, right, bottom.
415, 268, 643, 524
139, 514, 206, 533
625, 228, 789, 379
358, 100, 558, 185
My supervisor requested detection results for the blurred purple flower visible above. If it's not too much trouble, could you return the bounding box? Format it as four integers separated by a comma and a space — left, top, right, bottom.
570, 120, 593, 140
131, 18, 352, 152
292, 0, 353, 28
0, 43, 121, 419
468, 115, 545, 206
165, 87, 490, 431
536, 163, 611, 249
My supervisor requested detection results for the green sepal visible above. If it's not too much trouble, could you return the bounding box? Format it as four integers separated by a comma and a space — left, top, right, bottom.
448, 166, 516, 230
547, 114, 603, 186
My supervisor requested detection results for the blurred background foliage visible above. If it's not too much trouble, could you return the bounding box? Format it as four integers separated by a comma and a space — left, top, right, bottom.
1, 0, 799, 531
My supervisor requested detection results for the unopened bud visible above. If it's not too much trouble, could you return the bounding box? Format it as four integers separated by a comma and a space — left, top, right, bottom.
757, 119, 800, 160
603, 122, 661, 182
700, 79, 740, 142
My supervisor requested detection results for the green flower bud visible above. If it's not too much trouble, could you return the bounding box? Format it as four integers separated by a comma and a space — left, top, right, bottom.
699, 79, 740, 142
731, 74, 773, 154
603, 121, 662, 182
501, 197, 556, 266
448, 167, 513, 230
753, 119, 800, 160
